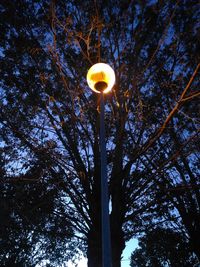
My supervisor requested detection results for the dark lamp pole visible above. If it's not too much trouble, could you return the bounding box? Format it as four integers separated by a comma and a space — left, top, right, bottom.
87, 63, 115, 267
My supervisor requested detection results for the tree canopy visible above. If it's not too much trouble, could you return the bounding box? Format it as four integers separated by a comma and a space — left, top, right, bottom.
0, 0, 199, 266
130, 227, 197, 267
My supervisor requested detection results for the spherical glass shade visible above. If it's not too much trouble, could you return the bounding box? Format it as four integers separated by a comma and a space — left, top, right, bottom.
87, 63, 115, 94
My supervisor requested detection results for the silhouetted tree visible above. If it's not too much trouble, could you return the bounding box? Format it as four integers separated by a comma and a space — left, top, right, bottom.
130, 227, 197, 267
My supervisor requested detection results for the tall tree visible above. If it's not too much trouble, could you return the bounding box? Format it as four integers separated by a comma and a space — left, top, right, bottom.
0, 0, 199, 266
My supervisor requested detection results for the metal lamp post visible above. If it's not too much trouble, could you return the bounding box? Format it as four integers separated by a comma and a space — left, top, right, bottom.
87, 63, 115, 267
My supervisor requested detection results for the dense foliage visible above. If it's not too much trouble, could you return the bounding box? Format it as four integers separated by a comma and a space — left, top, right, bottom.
130, 227, 197, 267
0, 0, 199, 266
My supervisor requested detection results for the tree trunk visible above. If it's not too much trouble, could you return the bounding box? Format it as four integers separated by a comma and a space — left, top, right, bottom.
178, 209, 200, 261
87, 223, 125, 267
87, 228, 102, 267
111, 231, 125, 267
190, 229, 200, 261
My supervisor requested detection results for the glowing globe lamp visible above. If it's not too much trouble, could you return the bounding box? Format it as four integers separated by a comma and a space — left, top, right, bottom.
87, 63, 115, 94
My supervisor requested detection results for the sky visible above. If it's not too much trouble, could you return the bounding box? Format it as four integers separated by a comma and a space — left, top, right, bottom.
67, 238, 138, 267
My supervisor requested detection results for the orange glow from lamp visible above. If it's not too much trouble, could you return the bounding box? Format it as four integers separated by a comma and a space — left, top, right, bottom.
87, 63, 115, 94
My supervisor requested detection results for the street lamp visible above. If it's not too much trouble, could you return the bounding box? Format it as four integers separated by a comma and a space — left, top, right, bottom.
87, 63, 115, 267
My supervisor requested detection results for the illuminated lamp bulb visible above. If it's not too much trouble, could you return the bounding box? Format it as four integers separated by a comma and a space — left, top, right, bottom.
87, 63, 115, 94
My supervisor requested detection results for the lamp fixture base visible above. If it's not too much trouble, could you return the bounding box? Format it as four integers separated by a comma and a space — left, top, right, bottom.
94, 81, 108, 92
